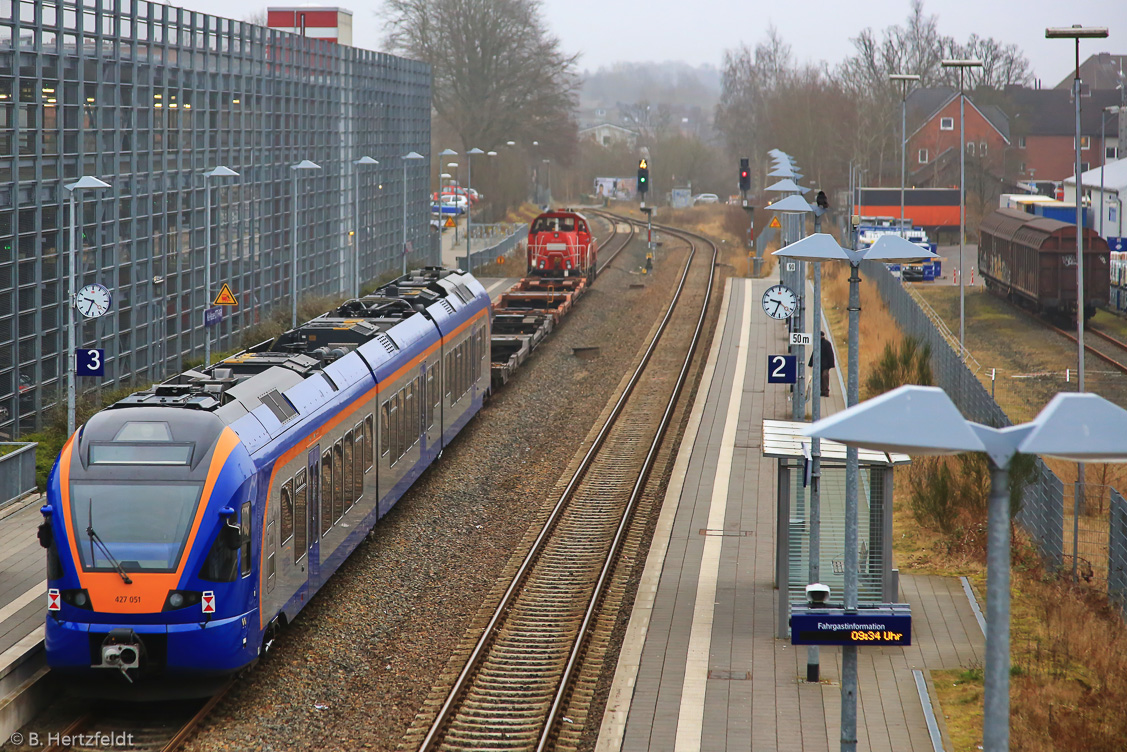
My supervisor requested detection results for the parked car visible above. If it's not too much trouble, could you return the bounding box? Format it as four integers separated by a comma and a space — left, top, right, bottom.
693, 193, 720, 205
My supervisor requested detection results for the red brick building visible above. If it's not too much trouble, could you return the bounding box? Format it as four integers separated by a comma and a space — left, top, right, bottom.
267, 7, 353, 45
1004, 85, 1122, 184
906, 88, 1011, 187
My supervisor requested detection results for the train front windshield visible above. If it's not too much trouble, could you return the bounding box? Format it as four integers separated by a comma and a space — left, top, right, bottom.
70, 482, 204, 572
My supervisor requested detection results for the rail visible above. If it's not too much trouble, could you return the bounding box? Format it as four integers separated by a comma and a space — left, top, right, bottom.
416, 213, 715, 750
0, 442, 37, 508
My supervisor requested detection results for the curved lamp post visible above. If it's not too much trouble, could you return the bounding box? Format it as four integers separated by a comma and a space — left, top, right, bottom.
807, 384, 1127, 752
774, 233, 939, 752
352, 156, 378, 298
64, 175, 111, 437
203, 166, 239, 367
289, 160, 321, 328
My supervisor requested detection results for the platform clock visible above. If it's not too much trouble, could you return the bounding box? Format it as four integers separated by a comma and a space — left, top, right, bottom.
761, 284, 797, 320
75, 283, 112, 319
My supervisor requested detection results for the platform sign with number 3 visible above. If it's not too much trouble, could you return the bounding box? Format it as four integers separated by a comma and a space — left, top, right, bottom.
76, 348, 105, 377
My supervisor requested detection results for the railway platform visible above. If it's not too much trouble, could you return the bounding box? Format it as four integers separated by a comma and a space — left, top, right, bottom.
0, 493, 49, 740
596, 277, 986, 751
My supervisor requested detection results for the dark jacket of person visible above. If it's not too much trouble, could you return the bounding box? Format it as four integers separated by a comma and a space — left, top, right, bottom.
809, 336, 835, 369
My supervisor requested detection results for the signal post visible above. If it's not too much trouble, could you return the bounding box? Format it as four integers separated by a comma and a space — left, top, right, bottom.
739, 157, 758, 276
639, 159, 655, 272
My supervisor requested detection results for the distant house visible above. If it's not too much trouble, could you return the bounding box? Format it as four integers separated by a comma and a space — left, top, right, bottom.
906, 88, 1011, 187
578, 123, 639, 149
1053, 53, 1127, 91
1062, 158, 1127, 242
1004, 84, 1123, 183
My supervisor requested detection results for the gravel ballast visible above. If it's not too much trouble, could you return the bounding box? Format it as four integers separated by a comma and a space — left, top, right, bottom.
180, 230, 691, 751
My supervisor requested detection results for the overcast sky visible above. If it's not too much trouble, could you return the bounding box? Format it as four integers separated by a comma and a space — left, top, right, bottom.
173, 0, 1124, 86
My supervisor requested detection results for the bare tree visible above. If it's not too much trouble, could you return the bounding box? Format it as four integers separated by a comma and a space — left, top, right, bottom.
243, 9, 269, 27
381, 0, 580, 157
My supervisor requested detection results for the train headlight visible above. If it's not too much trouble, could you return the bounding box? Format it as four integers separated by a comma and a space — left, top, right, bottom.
60, 589, 93, 610
162, 590, 203, 611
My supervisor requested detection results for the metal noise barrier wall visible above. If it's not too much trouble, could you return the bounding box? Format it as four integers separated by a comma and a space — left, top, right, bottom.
459, 224, 529, 273
0, 442, 38, 508
861, 261, 1065, 568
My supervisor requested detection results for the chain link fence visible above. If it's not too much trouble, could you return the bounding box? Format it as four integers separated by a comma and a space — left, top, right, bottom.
863, 261, 1065, 568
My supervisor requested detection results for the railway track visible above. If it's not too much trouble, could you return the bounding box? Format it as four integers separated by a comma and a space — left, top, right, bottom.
1040, 318, 1127, 375
38, 681, 233, 752
407, 215, 716, 751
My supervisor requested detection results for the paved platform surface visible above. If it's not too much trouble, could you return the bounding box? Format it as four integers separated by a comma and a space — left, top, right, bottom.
0, 495, 46, 672
597, 277, 985, 751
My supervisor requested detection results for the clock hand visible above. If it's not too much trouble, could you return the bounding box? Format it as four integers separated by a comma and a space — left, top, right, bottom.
772, 300, 782, 315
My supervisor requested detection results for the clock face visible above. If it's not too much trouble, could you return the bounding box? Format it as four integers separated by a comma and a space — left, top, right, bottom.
76, 284, 112, 319
762, 284, 798, 320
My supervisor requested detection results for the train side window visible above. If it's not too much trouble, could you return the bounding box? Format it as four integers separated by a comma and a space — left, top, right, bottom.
239, 501, 252, 577
353, 423, 366, 499
426, 368, 436, 429
294, 469, 308, 561
405, 383, 415, 447
321, 449, 333, 536
381, 400, 390, 457
280, 479, 293, 544
343, 430, 355, 509
363, 416, 374, 473
388, 396, 398, 464
417, 376, 425, 436
445, 352, 452, 401
333, 440, 344, 523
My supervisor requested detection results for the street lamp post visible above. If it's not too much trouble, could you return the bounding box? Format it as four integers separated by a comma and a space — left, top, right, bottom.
808, 384, 1127, 752
203, 166, 239, 367
401, 151, 426, 275
543, 159, 552, 206
1048, 24, 1109, 566
466, 147, 484, 265
774, 234, 939, 752
439, 148, 459, 244
353, 156, 378, 298
64, 176, 111, 437
941, 58, 983, 360
890, 73, 921, 238
289, 160, 321, 329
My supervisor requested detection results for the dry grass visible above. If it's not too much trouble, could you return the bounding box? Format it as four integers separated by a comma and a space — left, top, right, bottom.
931, 667, 985, 752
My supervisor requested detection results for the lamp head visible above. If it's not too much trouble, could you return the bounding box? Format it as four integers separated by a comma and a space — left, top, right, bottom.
354, 156, 378, 165
1045, 26, 1108, 39
65, 176, 111, 191
205, 165, 240, 178
290, 160, 320, 170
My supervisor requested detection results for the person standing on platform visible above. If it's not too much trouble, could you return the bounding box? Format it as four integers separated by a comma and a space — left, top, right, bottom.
809, 331, 835, 397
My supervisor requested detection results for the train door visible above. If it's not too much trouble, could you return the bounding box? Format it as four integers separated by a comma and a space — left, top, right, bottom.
305, 447, 319, 584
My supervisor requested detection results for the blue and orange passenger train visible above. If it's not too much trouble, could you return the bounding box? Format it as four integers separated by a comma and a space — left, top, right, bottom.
38, 268, 491, 695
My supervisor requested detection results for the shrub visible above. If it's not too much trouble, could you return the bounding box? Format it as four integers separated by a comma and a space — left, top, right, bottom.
864, 335, 933, 398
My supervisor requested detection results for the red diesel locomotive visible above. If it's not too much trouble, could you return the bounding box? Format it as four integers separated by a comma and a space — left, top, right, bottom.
527, 210, 598, 281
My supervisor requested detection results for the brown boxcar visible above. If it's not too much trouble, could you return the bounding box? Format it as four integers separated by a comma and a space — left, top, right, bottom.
978, 208, 1109, 320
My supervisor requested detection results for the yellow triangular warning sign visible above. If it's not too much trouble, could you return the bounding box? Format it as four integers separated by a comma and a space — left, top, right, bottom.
444, 217, 456, 228
769, 216, 781, 229
213, 283, 238, 306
